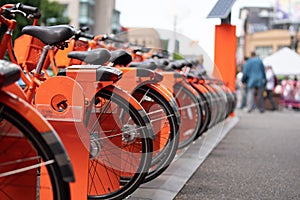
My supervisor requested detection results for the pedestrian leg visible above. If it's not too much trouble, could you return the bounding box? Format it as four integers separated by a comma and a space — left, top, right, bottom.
247, 88, 255, 112
240, 87, 247, 109
266, 89, 276, 110
257, 87, 265, 113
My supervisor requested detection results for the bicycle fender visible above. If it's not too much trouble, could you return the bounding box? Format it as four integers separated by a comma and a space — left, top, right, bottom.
140, 83, 181, 126
0, 91, 75, 183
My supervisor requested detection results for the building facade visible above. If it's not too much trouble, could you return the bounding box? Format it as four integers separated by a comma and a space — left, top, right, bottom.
238, 6, 299, 60
244, 29, 291, 58
55, 0, 121, 34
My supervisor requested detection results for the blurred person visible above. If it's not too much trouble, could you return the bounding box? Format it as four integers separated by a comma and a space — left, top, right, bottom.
293, 75, 298, 87
265, 65, 276, 111
242, 51, 266, 113
292, 76, 300, 107
281, 76, 295, 103
235, 66, 243, 108
236, 63, 247, 109
238, 57, 249, 109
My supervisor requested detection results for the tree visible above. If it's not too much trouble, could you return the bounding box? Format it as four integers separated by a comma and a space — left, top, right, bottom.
40, 0, 70, 26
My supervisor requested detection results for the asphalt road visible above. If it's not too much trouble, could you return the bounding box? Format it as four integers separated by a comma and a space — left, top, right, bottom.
174, 109, 300, 200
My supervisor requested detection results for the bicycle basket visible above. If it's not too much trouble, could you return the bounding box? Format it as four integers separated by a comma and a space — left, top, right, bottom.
14, 34, 45, 72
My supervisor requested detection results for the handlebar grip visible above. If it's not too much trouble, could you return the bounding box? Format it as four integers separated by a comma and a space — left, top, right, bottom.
83, 33, 95, 40
107, 36, 124, 43
78, 32, 95, 40
17, 3, 39, 14
80, 26, 90, 32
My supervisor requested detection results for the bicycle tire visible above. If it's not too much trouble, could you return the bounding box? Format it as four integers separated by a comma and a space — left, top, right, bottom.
0, 103, 71, 200
132, 85, 180, 183
189, 83, 212, 139
210, 83, 228, 123
205, 84, 226, 124
201, 84, 219, 128
86, 86, 153, 200
173, 82, 203, 149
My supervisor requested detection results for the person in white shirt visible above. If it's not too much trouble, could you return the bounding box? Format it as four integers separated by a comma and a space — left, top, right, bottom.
236, 68, 247, 109
265, 65, 276, 110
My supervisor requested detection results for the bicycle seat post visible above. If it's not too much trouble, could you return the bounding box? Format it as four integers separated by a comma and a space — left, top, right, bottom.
35, 44, 53, 75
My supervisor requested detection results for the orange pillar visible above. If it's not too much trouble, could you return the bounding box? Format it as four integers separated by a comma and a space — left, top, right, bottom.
213, 24, 236, 92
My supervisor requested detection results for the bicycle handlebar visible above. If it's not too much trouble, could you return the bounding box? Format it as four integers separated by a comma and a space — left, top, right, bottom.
15, 3, 41, 19
1, 3, 41, 19
75, 25, 125, 44
16, 3, 38, 15
100, 34, 125, 43
74, 31, 125, 44
75, 30, 95, 40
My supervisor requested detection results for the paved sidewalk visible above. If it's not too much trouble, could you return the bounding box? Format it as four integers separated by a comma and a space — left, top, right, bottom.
174, 109, 300, 200
129, 113, 239, 200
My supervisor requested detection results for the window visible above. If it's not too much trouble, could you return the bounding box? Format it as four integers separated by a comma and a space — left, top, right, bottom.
278, 45, 289, 50
79, 3, 88, 17
79, 1, 94, 33
255, 46, 273, 58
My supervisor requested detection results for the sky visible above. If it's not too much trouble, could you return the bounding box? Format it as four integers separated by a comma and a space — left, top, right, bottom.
115, 0, 275, 60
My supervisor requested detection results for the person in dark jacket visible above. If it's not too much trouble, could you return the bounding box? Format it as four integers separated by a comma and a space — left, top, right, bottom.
242, 51, 266, 113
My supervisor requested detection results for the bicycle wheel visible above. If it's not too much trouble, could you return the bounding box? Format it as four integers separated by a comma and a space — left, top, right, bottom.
86, 85, 153, 200
132, 85, 180, 183
201, 84, 219, 128
209, 83, 227, 123
0, 103, 71, 200
189, 83, 212, 139
174, 82, 203, 149
204, 84, 224, 125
